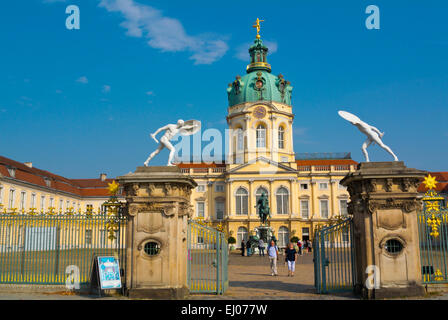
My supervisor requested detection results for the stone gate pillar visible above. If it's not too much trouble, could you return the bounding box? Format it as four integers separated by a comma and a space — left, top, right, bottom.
340, 162, 426, 299
117, 166, 197, 299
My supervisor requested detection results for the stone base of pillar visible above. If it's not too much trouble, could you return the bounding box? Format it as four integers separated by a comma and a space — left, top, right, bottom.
371, 284, 425, 299
127, 286, 189, 299
118, 166, 197, 300
341, 161, 427, 299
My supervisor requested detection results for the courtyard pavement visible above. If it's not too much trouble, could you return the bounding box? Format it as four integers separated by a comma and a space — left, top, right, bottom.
0, 250, 446, 300
189, 250, 356, 300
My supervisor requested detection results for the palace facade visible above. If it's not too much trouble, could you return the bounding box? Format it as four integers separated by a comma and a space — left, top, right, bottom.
0, 155, 118, 214
177, 33, 358, 247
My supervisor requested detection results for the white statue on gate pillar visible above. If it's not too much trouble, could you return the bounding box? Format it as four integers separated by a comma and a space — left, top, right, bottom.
144, 119, 201, 167
338, 110, 398, 162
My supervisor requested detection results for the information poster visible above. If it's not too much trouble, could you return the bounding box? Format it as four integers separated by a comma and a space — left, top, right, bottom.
97, 256, 122, 289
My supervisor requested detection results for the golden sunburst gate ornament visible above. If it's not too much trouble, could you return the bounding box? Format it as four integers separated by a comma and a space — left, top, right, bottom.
108, 180, 120, 196
423, 174, 438, 190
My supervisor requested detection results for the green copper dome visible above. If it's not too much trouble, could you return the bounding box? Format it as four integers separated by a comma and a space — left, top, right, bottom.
227, 38, 293, 107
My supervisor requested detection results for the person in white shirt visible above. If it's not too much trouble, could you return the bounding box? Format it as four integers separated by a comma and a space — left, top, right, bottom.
267, 240, 278, 276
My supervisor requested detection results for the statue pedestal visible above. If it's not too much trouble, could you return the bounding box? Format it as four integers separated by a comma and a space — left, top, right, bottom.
254, 225, 273, 244
341, 162, 426, 299
118, 166, 197, 299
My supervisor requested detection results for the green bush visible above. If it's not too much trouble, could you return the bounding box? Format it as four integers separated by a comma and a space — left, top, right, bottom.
290, 236, 299, 243
228, 236, 236, 244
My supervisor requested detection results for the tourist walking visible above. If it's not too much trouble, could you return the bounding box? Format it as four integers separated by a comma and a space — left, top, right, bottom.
241, 240, 245, 256
258, 239, 265, 257
308, 240, 312, 253
246, 240, 252, 256
285, 242, 297, 276
267, 240, 278, 276
297, 240, 302, 256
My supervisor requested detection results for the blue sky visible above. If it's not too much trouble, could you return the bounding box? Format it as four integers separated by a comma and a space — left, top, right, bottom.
0, 0, 447, 178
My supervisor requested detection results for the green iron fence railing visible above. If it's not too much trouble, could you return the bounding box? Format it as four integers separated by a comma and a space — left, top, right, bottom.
187, 221, 228, 294
0, 214, 126, 285
314, 218, 355, 294
418, 211, 448, 284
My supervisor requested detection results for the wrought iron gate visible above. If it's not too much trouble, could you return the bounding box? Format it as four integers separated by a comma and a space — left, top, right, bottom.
314, 218, 356, 294
187, 221, 228, 294
418, 180, 448, 284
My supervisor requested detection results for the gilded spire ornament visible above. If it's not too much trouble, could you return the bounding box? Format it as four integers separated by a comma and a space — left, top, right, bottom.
252, 18, 264, 39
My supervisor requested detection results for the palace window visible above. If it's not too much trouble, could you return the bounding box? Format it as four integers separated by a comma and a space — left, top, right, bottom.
319, 182, 328, 190
40, 196, 45, 211
237, 129, 244, 151
255, 187, 269, 205
300, 200, 309, 219
197, 202, 205, 218
7, 167, 16, 178
59, 199, 63, 211
215, 200, 224, 220
278, 126, 285, 149
215, 184, 225, 193
256, 124, 266, 148
320, 200, 329, 219
278, 226, 289, 248
276, 187, 289, 215
30, 193, 36, 208
49, 197, 54, 208
237, 227, 248, 248
340, 200, 348, 216
0, 185, 3, 204
300, 183, 308, 190
302, 228, 310, 241
235, 188, 248, 215
9, 189, 15, 209
197, 185, 206, 192
20, 191, 26, 211
67, 200, 70, 210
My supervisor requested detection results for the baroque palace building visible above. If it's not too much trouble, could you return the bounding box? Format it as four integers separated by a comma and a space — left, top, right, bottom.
177, 30, 358, 248
0, 155, 119, 214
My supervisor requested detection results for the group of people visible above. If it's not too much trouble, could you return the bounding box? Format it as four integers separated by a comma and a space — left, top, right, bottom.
240, 239, 267, 257
240, 238, 313, 277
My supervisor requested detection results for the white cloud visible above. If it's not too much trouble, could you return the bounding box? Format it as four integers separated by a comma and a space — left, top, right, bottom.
294, 127, 308, 136
98, 0, 228, 65
234, 40, 278, 61
102, 85, 111, 93
76, 76, 88, 84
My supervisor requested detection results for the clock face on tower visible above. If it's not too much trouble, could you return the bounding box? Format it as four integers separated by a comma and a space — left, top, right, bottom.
253, 106, 266, 119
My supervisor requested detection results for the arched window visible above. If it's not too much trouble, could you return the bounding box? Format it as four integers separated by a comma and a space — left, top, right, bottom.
278, 226, 289, 248
237, 227, 248, 248
256, 124, 266, 148
276, 187, 289, 215
235, 188, 248, 215
278, 126, 285, 149
255, 187, 269, 204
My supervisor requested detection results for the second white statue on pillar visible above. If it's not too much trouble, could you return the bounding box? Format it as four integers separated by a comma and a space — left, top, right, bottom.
338, 110, 398, 162
144, 119, 201, 167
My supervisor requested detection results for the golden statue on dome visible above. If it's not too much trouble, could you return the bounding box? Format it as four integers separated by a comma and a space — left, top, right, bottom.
252, 18, 264, 39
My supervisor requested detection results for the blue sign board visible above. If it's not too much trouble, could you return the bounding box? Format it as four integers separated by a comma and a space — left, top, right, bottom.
97, 256, 122, 289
